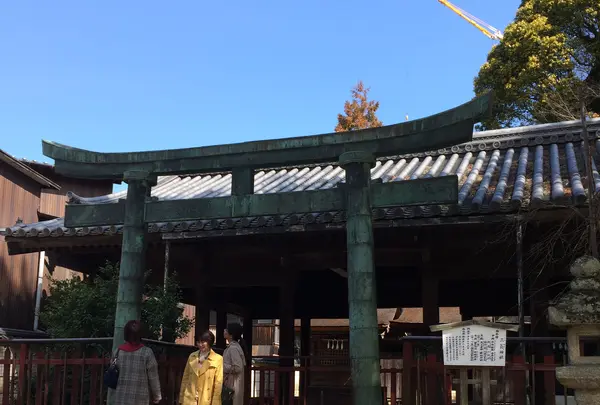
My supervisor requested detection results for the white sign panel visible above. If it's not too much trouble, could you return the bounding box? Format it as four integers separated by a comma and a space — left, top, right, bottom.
441, 324, 507, 367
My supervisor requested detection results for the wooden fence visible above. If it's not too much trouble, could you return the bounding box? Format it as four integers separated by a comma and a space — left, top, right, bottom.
0, 336, 570, 405
0, 338, 195, 405
249, 336, 570, 405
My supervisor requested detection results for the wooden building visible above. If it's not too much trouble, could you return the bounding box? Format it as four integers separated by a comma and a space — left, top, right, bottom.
0, 150, 113, 332
1, 98, 598, 402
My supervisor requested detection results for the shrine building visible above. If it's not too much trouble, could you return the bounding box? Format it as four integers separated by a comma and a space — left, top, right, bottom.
1, 93, 598, 404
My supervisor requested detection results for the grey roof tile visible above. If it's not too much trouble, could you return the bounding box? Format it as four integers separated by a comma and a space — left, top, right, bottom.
2, 119, 600, 239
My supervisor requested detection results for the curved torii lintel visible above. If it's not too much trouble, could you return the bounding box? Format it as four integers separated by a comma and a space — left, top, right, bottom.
43, 93, 492, 180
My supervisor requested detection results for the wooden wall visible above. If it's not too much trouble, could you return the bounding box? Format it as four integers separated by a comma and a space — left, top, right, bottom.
0, 162, 42, 330
35, 165, 114, 288
176, 304, 197, 346
33, 165, 113, 219
0, 161, 114, 331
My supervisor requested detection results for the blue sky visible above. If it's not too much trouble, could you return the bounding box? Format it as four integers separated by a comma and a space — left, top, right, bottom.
1, 0, 520, 166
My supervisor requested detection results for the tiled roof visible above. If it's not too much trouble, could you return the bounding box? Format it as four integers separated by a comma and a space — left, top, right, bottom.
0, 149, 60, 190
2, 119, 600, 240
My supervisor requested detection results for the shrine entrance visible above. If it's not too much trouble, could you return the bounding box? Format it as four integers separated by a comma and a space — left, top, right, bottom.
24, 94, 492, 404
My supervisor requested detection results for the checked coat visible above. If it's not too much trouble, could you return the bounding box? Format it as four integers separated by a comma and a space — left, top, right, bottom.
111, 346, 162, 405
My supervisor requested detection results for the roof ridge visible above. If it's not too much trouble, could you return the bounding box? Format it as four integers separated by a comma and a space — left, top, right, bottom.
473, 118, 600, 139
387, 118, 600, 161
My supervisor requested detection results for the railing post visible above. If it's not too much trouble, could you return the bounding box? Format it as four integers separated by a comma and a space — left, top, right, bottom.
2, 346, 11, 405
18, 343, 28, 405
402, 340, 413, 405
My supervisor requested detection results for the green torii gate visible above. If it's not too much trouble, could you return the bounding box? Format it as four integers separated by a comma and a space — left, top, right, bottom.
42, 93, 492, 405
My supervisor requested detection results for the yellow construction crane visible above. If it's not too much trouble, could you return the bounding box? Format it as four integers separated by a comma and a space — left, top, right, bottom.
438, 0, 504, 41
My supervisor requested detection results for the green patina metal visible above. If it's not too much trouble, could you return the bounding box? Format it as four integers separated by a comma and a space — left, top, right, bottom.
340, 151, 381, 405
42, 93, 491, 179
112, 172, 154, 350
63, 176, 459, 227
40, 94, 492, 405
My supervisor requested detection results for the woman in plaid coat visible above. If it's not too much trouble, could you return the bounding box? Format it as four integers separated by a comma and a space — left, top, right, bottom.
112, 320, 162, 405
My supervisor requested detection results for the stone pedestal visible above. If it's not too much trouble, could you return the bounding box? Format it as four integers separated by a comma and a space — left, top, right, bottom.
548, 256, 600, 405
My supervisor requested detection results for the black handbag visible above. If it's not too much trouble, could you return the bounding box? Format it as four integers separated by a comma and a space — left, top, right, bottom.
104, 349, 120, 389
222, 373, 234, 405
222, 386, 234, 405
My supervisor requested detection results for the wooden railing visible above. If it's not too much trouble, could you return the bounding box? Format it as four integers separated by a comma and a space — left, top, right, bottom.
0, 338, 195, 405
399, 336, 571, 405
0, 336, 570, 405
249, 336, 571, 405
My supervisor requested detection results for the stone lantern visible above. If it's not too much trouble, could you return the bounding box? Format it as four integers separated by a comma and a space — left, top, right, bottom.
548, 256, 600, 405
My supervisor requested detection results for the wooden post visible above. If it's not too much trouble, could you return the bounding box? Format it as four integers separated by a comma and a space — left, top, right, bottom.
279, 276, 295, 405
340, 151, 381, 405
216, 299, 228, 350
112, 170, 155, 349
300, 317, 311, 400
516, 220, 525, 356
530, 267, 550, 405
421, 250, 439, 332
243, 313, 253, 405
195, 285, 210, 341
402, 340, 414, 405
195, 256, 212, 341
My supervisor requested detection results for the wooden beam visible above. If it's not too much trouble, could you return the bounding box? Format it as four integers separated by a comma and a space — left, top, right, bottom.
64, 176, 458, 227
184, 248, 424, 272
211, 270, 283, 287
43, 94, 491, 179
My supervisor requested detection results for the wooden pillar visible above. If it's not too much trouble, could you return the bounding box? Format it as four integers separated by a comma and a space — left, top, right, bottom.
421, 251, 439, 332
243, 313, 253, 405
195, 285, 210, 341
216, 300, 227, 350
279, 276, 296, 405
340, 151, 381, 405
299, 316, 311, 400
530, 267, 550, 405
112, 170, 155, 350
195, 256, 212, 341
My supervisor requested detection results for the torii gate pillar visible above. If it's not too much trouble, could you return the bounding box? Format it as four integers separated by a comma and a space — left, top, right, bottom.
112, 170, 155, 350
340, 151, 381, 405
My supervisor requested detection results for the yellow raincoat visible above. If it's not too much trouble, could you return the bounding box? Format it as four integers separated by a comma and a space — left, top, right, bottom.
179, 350, 223, 405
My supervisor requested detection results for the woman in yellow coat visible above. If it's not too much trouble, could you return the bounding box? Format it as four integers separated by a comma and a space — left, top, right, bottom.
179, 331, 223, 405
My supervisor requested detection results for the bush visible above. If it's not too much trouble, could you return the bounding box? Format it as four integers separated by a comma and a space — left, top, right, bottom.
40, 262, 193, 342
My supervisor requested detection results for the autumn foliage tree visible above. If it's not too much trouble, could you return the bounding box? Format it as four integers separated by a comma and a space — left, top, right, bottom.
335, 81, 383, 132
474, 0, 600, 129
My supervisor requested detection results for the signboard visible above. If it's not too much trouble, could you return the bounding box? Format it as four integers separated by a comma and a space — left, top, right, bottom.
441, 324, 507, 367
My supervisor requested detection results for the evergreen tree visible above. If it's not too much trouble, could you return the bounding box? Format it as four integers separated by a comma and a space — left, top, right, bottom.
474, 0, 600, 129
335, 81, 383, 132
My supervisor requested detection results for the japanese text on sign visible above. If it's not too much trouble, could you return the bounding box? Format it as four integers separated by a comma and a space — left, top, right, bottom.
441, 324, 507, 367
